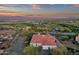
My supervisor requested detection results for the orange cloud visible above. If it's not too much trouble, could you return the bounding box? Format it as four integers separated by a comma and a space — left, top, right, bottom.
0, 12, 27, 16
0, 11, 79, 17
32, 4, 40, 9
28, 12, 79, 17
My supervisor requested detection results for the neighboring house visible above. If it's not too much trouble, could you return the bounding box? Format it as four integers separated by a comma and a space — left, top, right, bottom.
30, 34, 57, 50
22, 26, 31, 32
51, 32, 75, 36
60, 32, 76, 36
51, 28, 76, 36
75, 34, 79, 43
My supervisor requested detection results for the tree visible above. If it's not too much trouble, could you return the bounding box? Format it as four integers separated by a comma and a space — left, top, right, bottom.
63, 36, 70, 41
23, 32, 34, 46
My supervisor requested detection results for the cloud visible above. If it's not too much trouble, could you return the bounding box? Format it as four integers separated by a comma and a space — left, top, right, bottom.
0, 11, 79, 17
72, 4, 79, 8
31, 4, 41, 9
0, 6, 8, 11
0, 12, 27, 16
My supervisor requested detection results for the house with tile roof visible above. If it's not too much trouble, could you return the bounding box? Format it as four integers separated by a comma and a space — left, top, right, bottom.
30, 34, 57, 50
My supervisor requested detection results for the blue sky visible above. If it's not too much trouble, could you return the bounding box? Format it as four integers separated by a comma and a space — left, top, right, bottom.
0, 4, 79, 16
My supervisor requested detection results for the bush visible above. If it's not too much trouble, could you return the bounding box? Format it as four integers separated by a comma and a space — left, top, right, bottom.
23, 46, 42, 55
50, 45, 68, 55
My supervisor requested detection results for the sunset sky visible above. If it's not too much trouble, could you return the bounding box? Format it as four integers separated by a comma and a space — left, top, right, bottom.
0, 4, 79, 17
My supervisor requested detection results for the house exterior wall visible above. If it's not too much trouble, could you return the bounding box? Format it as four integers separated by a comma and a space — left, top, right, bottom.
76, 36, 79, 42
42, 45, 57, 50
30, 43, 42, 47
30, 43, 57, 50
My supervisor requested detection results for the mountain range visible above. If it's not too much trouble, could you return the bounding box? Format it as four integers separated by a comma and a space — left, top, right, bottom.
0, 15, 79, 22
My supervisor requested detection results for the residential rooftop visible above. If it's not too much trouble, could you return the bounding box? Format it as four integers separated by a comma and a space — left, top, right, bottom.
31, 34, 57, 46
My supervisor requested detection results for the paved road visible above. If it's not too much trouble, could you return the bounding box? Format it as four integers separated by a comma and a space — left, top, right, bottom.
3, 32, 25, 55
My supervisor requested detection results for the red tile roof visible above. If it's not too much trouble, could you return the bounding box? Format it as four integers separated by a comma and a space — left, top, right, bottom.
31, 34, 57, 46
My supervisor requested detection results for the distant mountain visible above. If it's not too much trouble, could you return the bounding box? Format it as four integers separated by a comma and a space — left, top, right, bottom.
0, 15, 79, 22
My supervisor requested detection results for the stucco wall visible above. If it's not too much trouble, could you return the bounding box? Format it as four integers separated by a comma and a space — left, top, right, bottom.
42, 45, 57, 50
30, 43, 57, 50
